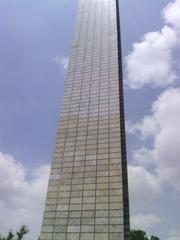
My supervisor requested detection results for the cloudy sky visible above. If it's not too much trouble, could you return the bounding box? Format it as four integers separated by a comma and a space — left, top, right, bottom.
0, 0, 180, 239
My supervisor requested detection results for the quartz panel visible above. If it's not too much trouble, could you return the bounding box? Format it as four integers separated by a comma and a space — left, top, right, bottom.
40, 0, 129, 239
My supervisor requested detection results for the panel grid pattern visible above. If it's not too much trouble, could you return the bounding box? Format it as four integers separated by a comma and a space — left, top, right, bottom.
40, 0, 129, 239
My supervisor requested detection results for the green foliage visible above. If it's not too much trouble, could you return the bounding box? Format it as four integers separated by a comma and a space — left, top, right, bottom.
0, 226, 29, 240
16, 226, 29, 240
0, 235, 5, 240
6, 231, 14, 240
150, 236, 159, 240
130, 230, 159, 240
130, 230, 149, 240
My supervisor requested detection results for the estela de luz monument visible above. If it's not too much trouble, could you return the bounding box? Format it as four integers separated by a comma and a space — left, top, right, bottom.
40, 0, 130, 239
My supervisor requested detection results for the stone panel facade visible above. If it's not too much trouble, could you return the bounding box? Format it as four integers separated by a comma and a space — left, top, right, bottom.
40, 0, 130, 239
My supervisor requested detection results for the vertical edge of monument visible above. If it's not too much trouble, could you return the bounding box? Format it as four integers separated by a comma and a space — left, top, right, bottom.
116, 0, 130, 239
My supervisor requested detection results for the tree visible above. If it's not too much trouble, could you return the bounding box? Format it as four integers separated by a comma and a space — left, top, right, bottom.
6, 231, 14, 240
16, 226, 29, 240
130, 230, 159, 240
130, 230, 149, 240
150, 236, 159, 240
0, 226, 29, 240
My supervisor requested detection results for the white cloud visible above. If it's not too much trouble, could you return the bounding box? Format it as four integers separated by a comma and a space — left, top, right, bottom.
133, 147, 155, 168
60, 57, 69, 70
167, 227, 180, 240
163, 0, 180, 31
130, 88, 180, 193
131, 213, 161, 230
128, 117, 159, 140
125, 0, 180, 89
52, 55, 68, 70
125, 26, 178, 89
0, 152, 50, 240
128, 165, 161, 206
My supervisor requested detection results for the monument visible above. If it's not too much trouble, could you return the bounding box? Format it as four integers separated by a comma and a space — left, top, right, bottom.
40, 0, 130, 239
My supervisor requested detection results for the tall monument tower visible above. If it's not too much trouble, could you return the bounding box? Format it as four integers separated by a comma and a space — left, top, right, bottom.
40, 0, 130, 239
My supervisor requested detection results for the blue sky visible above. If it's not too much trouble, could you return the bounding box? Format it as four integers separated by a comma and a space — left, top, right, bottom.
0, 0, 180, 239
